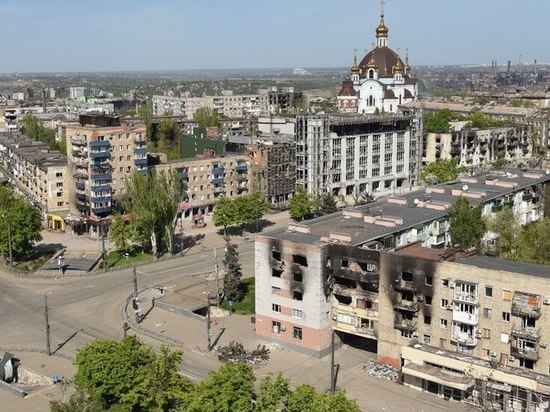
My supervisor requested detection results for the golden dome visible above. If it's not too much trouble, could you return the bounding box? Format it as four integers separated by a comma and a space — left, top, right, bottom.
393, 60, 403, 74
351, 56, 360, 74
376, 14, 389, 38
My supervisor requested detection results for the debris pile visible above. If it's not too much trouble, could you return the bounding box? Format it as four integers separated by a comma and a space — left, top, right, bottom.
360, 360, 399, 381
264, 342, 288, 352
215, 341, 270, 365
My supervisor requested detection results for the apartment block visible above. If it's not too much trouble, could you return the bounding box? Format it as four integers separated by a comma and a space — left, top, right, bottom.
0, 132, 70, 230
152, 153, 250, 217
295, 112, 422, 201
423, 124, 532, 168
65, 114, 146, 236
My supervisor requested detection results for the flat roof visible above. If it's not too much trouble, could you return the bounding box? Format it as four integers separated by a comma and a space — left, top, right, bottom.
458, 255, 550, 279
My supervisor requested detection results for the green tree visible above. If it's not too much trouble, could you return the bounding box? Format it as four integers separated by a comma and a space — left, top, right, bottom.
289, 186, 314, 221
423, 109, 454, 133
256, 374, 291, 412
223, 243, 244, 303
21, 114, 62, 153
318, 193, 337, 216
492, 155, 510, 170
245, 192, 270, 231
109, 214, 132, 252
0, 186, 42, 261
285, 384, 317, 412
138, 98, 153, 140
50, 383, 105, 412
514, 218, 550, 265
193, 107, 219, 130
449, 197, 485, 250
310, 391, 361, 412
212, 197, 236, 237
182, 362, 255, 412
74, 336, 191, 411
125, 170, 184, 257
420, 158, 466, 184
486, 206, 519, 258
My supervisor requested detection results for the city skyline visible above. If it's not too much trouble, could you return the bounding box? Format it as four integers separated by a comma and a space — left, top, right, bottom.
1, 0, 549, 73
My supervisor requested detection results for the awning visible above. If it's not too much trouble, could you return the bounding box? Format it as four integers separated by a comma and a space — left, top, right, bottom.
403, 364, 474, 391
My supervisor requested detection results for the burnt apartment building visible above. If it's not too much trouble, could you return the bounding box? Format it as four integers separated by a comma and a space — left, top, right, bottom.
255, 168, 550, 409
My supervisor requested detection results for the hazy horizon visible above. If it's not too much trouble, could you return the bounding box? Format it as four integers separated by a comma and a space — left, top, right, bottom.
2, 0, 549, 73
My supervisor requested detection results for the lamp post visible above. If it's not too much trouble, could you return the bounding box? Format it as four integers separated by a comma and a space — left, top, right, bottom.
1, 214, 13, 267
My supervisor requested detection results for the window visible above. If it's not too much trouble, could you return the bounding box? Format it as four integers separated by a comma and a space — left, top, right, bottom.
56, 192, 62, 197
423, 334, 431, 344
424, 315, 431, 325
483, 308, 492, 318
485, 286, 493, 297
439, 338, 446, 349
293, 272, 303, 282
272, 304, 281, 313
425, 295, 432, 305
55, 172, 63, 177
440, 319, 448, 329
56, 182, 63, 187
271, 286, 281, 295
401, 271, 413, 282
502, 290, 512, 301
401, 330, 412, 338
483, 328, 491, 339
292, 254, 308, 267
293, 327, 303, 341
502, 312, 510, 322
272, 269, 282, 278
272, 321, 281, 334
292, 290, 303, 301
57, 201, 64, 207
482, 348, 491, 359
425, 276, 433, 286
441, 299, 449, 308
442, 279, 449, 287
292, 309, 303, 319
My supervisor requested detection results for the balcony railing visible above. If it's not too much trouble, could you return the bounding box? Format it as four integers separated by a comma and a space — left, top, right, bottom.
355, 327, 377, 338
211, 177, 224, 185
511, 325, 539, 340
332, 284, 352, 297
90, 140, 110, 148
91, 173, 111, 181
452, 310, 479, 325
451, 331, 477, 346
511, 346, 539, 362
235, 164, 247, 172
453, 291, 478, 305
394, 319, 417, 331
394, 278, 416, 291
212, 167, 224, 174
134, 147, 147, 155
512, 303, 541, 319
134, 158, 147, 166
92, 206, 112, 215
89, 151, 110, 159
394, 301, 419, 312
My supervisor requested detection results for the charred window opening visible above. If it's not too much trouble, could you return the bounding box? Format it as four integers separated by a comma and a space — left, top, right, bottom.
293, 254, 308, 267
365, 300, 374, 309
424, 315, 432, 324
292, 290, 303, 301
272, 268, 283, 278
425, 276, 433, 286
425, 295, 432, 305
293, 272, 303, 282
401, 271, 413, 282
401, 291, 414, 302
272, 250, 281, 261
358, 281, 378, 293
334, 276, 355, 289
341, 259, 349, 269
334, 294, 352, 305
401, 311, 414, 321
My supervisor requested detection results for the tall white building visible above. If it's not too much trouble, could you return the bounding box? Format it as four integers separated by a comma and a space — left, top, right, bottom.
337, 7, 418, 115
295, 112, 422, 200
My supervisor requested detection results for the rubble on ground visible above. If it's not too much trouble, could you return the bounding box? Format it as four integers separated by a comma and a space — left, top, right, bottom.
264, 342, 288, 352
360, 360, 399, 381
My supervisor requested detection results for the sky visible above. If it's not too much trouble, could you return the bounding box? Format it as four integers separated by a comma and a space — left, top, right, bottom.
1, 0, 549, 73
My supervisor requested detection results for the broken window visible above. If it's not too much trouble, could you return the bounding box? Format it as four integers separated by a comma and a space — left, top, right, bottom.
293, 327, 303, 341
292, 290, 303, 301
334, 294, 352, 305
272, 268, 283, 278
293, 272, 303, 282
272, 250, 281, 260
293, 254, 308, 267
401, 271, 413, 282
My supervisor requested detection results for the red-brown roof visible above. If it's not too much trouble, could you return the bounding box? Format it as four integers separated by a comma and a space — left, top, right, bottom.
359, 46, 403, 77
338, 79, 357, 97
384, 89, 396, 99
404, 89, 413, 98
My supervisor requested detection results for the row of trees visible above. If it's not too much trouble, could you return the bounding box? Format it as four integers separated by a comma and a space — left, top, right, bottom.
21, 114, 66, 154
110, 170, 185, 257
0, 185, 42, 262
51, 336, 360, 412
212, 192, 270, 235
448, 196, 550, 265
423, 109, 511, 134
289, 186, 374, 222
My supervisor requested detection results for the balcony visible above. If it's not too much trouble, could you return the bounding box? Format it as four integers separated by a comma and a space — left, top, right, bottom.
134, 135, 146, 143
452, 309, 479, 325
91, 195, 111, 203
91, 173, 111, 181
394, 278, 416, 291
451, 329, 478, 346
270, 258, 284, 271
76, 193, 87, 201
76, 202, 88, 211
75, 182, 86, 191
355, 289, 378, 301
134, 158, 147, 166
512, 325, 539, 340
213, 185, 224, 194
70, 136, 86, 145
235, 174, 247, 181
511, 346, 539, 362
212, 167, 224, 175
355, 327, 377, 339
235, 163, 247, 172
91, 184, 111, 192
394, 301, 418, 312
180, 170, 188, 179
92, 206, 112, 215
512, 293, 541, 319
453, 291, 478, 305
90, 140, 110, 148
89, 151, 110, 160
211, 177, 224, 185
522, 193, 533, 202
394, 318, 416, 331
332, 284, 352, 297
134, 146, 147, 155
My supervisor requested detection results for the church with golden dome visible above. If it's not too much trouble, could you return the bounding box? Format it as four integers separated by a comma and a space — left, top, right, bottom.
338, 5, 418, 114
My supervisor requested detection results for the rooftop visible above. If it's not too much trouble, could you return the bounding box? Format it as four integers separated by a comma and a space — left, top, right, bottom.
458, 255, 550, 279
0, 132, 67, 170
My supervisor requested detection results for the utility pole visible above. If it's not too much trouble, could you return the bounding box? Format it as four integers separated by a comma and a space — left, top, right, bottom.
214, 247, 220, 306
101, 234, 107, 273
7, 223, 13, 268
330, 331, 335, 393
132, 268, 140, 324
43, 295, 51, 356
206, 292, 212, 351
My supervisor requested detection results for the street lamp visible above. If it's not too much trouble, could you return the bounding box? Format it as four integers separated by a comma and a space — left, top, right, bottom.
1, 214, 13, 267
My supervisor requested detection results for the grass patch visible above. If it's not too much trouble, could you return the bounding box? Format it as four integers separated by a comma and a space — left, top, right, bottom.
220, 277, 255, 315
104, 249, 154, 269
14, 252, 55, 272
